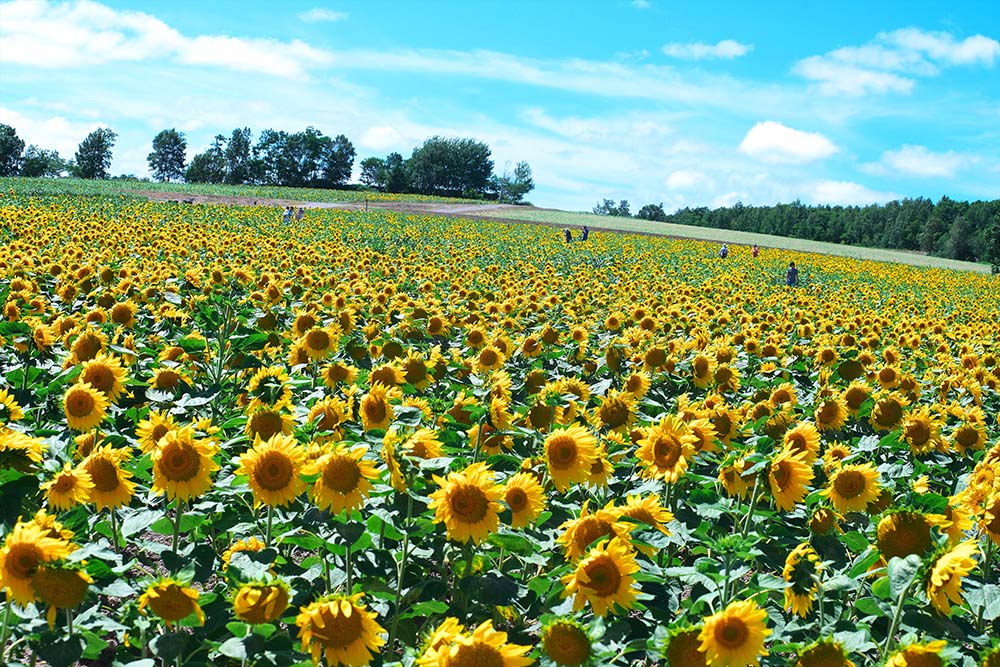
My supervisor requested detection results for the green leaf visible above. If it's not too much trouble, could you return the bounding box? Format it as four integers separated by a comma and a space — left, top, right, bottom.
841, 530, 869, 553
887, 554, 922, 599
36, 635, 85, 667
217, 637, 248, 660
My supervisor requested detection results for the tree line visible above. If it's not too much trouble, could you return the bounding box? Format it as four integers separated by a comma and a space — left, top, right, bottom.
595, 197, 1000, 270
0, 123, 533, 202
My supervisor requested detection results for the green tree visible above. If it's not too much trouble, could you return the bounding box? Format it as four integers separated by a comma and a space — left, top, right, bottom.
359, 157, 386, 189
224, 127, 253, 185
384, 152, 408, 193
489, 161, 534, 203
147, 129, 187, 182
408, 136, 493, 197
0, 124, 25, 176
593, 199, 630, 217
73, 128, 117, 179
20, 146, 66, 177
637, 203, 668, 221
185, 135, 227, 183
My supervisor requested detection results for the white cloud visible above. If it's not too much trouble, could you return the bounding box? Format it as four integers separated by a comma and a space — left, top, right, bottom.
809, 180, 899, 205
665, 169, 708, 190
739, 121, 839, 164
359, 126, 403, 151
794, 27, 1000, 96
0, 106, 104, 157
0, 0, 332, 78
662, 39, 752, 60
520, 108, 674, 144
298, 8, 349, 23
874, 144, 967, 178
631, 0, 651, 8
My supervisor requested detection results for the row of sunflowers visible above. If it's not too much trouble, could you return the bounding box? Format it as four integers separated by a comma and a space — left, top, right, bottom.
0, 190, 999, 666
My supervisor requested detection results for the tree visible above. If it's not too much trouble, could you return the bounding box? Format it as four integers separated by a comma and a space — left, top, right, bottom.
21, 146, 66, 177
359, 157, 386, 189
384, 152, 408, 193
147, 129, 187, 182
224, 127, 253, 185
593, 199, 631, 217
185, 135, 227, 183
637, 203, 668, 221
0, 124, 25, 176
321, 134, 355, 187
74, 128, 117, 179
489, 161, 534, 203
408, 137, 493, 197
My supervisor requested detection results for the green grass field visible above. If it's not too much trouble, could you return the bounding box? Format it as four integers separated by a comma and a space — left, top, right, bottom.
476, 207, 993, 273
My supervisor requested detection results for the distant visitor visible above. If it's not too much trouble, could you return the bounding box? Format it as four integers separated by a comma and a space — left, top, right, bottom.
752, 244, 760, 258
719, 243, 728, 259
295, 207, 305, 221
563, 228, 572, 243
786, 261, 799, 287
581, 226, 589, 241
282, 206, 293, 223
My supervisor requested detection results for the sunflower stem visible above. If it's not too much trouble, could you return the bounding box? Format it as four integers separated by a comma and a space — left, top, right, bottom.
171, 497, 183, 558
976, 538, 994, 631
66, 607, 73, 636
740, 476, 761, 538
264, 505, 275, 548
0, 599, 13, 662
720, 554, 731, 606
321, 554, 331, 594
387, 489, 414, 652
471, 413, 486, 464
817, 583, 825, 633
346, 542, 353, 593
881, 566, 920, 659
109, 508, 120, 550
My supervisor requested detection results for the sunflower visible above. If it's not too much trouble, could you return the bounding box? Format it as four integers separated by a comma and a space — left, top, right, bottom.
245, 405, 295, 442
321, 361, 359, 388
237, 433, 308, 508
78, 353, 128, 403
246, 366, 293, 410
783, 543, 822, 617
139, 578, 204, 629
41, 461, 93, 510
619, 494, 673, 534
544, 425, 598, 492
809, 507, 844, 535
136, 410, 179, 453
885, 640, 947, 667
558, 500, 633, 561
468, 422, 513, 457
541, 618, 592, 667
0, 520, 74, 605
926, 540, 979, 614
687, 417, 719, 454
63, 382, 109, 431
233, 581, 290, 624
296, 593, 386, 667
222, 536, 265, 568
821, 463, 881, 513
877, 511, 935, 560
304, 443, 379, 514
429, 462, 503, 544
691, 353, 716, 388
0, 388, 25, 425
300, 325, 340, 359
869, 392, 908, 432
360, 382, 400, 431
814, 397, 848, 432
593, 389, 637, 433
417, 617, 465, 667
698, 599, 771, 667
82, 444, 136, 510
623, 371, 651, 398
841, 381, 871, 415
795, 639, 856, 667
436, 619, 533, 667
474, 345, 506, 374
981, 646, 1000, 667
109, 300, 137, 327
768, 448, 814, 512
635, 415, 698, 483
402, 428, 443, 460
151, 426, 219, 501
664, 624, 708, 667
29, 562, 92, 628
0, 428, 47, 469
562, 537, 640, 617
821, 442, 852, 474
719, 458, 755, 499
502, 472, 546, 529
902, 406, 943, 455
978, 494, 1000, 545
783, 422, 821, 465
149, 366, 193, 391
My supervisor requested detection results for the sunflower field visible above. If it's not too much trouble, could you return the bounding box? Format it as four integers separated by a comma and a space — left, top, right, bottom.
0, 188, 999, 667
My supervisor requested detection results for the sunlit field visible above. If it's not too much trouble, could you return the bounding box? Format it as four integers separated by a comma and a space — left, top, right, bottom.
1, 188, 998, 667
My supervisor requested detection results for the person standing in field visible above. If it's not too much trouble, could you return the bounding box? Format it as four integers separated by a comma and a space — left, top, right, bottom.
282, 206, 293, 223
581, 226, 590, 241
719, 243, 729, 259
752, 244, 760, 258
786, 261, 799, 287
295, 207, 305, 221
564, 228, 572, 243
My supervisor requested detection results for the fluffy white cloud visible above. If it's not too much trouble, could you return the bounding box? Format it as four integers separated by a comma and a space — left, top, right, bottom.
809, 180, 899, 205
631, 0, 651, 8
359, 126, 404, 151
739, 121, 839, 164
876, 144, 967, 178
794, 27, 1000, 96
298, 8, 349, 23
662, 39, 752, 60
0, 0, 332, 78
0, 106, 104, 157
665, 169, 708, 190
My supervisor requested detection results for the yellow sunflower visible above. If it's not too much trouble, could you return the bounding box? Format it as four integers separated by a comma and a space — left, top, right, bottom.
0, 520, 74, 605
360, 382, 400, 431
402, 428, 443, 460
30, 562, 93, 628
136, 410, 179, 453
558, 500, 633, 561
428, 462, 503, 544
783, 422, 822, 465
63, 382, 109, 431
244, 405, 295, 442
869, 392, 908, 432
304, 443, 379, 514
768, 448, 814, 512
814, 397, 848, 432
0, 388, 25, 425
783, 543, 822, 617
543, 425, 598, 492
41, 461, 93, 510
877, 511, 935, 560
541, 618, 592, 667
0, 428, 47, 468
300, 325, 340, 359
82, 444, 136, 510
78, 353, 128, 403
436, 619, 533, 667
635, 415, 698, 483
619, 494, 674, 535
795, 639, 856, 667
664, 624, 708, 667
139, 578, 204, 629
902, 406, 943, 455
698, 599, 771, 667
502, 472, 546, 529
592, 389, 637, 433
561, 537, 641, 616
295, 593, 386, 667
233, 581, 290, 624
151, 426, 219, 501
222, 536, 265, 568
321, 361, 359, 388
308, 396, 350, 441
821, 463, 881, 513
885, 640, 947, 667
417, 617, 465, 667
926, 540, 979, 614
237, 433, 308, 508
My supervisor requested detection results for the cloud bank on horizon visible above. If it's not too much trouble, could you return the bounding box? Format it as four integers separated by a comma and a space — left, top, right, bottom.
1, 0, 998, 211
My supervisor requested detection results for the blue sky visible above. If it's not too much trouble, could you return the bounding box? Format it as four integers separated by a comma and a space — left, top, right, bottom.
2, 0, 999, 211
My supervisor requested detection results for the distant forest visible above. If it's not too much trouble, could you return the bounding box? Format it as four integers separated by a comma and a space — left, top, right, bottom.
626, 197, 1000, 269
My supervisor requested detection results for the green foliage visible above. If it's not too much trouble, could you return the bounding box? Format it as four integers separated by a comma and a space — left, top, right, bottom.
593, 198, 631, 217
73, 127, 117, 180
20, 146, 67, 178
0, 123, 25, 177
147, 129, 187, 183
407, 136, 493, 197
637, 203, 668, 221
489, 161, 534, 204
